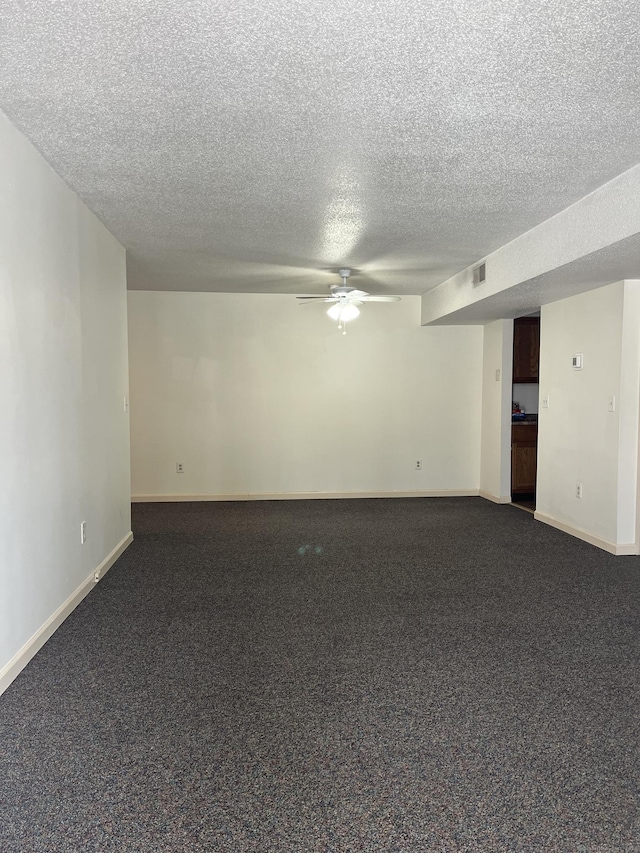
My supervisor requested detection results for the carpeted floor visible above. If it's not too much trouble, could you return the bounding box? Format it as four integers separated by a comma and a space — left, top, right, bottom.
1, 497, 639, 852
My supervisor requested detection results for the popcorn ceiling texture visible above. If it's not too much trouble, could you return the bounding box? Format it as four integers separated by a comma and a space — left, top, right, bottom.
1, 0, 640, 294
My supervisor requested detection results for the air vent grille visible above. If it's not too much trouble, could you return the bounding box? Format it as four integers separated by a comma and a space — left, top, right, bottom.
473, 262, 486, 286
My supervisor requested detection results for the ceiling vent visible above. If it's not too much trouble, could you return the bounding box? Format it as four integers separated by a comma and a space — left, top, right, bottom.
473, 262, 486, 286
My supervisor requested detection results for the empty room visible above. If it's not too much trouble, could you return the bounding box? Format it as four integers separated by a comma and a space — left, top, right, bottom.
1, 1, 640, 850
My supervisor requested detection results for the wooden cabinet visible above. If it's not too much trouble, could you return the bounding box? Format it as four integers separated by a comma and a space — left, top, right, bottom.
511, 422, 538, 495
513, 317, 540, 383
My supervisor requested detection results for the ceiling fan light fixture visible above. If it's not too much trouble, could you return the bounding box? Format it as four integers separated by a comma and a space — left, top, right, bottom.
297, 268, 399, 335
327, 303, 360, 322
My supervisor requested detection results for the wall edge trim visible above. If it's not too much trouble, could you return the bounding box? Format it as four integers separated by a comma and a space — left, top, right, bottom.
0, 531, 134, 697
131, 490, 480, 503
479, 490, 512, 504
533, 512, 638, 555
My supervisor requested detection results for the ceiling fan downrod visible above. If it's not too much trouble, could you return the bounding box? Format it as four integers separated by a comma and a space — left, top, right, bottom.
338, 268, 351, 287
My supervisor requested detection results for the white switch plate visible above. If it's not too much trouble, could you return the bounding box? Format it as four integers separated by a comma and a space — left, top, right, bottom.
572, 353, 583, 370
495, 369, 501, 381
542, 395, 550, 408
123, 396, 129, 413
81, 521, 87, 544
608, 395, 616, 412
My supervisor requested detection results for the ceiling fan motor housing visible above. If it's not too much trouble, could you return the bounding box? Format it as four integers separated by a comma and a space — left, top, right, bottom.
331, 286, 356, 297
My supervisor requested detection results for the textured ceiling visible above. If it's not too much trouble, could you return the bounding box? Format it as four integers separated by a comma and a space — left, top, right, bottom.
2, 0, 640, 295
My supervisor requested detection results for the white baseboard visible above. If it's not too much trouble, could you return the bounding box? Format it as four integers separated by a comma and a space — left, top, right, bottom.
132, 490, 480, 502
479, 490, 512, 504
0, 531, 134, 697
534, 512, 638, 556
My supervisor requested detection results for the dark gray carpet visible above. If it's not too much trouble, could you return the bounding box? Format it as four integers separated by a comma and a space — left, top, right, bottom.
1, 498, 639, 852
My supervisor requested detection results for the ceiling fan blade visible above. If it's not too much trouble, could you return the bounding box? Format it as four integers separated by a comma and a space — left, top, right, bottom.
359, 295, 402, 302
345, 289, 370, 299
297, 297, 336, 304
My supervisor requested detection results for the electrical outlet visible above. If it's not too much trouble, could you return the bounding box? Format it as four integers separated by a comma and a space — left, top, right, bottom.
576, 483, 583, 500
94, 569, 100, 583
81, 521, 87, 544
176, 462, 184, 473
415, 459, 422, 470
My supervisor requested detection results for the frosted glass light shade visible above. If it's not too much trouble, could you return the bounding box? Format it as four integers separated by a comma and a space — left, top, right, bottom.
327, 302, 360, 322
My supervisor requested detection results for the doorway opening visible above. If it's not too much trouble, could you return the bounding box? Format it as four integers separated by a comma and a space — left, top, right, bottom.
511, 314, 540, 512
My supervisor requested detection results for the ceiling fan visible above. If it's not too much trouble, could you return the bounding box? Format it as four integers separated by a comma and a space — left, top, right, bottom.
297, 269, 401, 334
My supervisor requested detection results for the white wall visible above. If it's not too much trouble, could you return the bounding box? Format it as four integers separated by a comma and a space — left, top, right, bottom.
536, 281, 640, 553
128, 291, 483, 498
479, 320, 513, 502
0, 111, 131, 689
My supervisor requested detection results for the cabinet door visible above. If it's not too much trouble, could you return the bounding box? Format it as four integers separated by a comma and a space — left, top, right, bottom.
513, 317, 540, 383
511, 440, 537, 493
